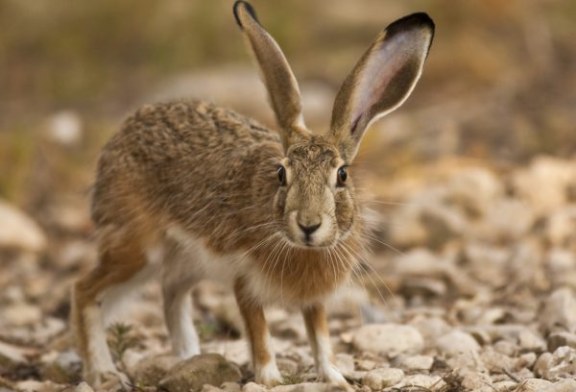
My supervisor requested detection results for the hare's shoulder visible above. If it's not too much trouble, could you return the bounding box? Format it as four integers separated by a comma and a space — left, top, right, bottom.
121, 100, 279, 146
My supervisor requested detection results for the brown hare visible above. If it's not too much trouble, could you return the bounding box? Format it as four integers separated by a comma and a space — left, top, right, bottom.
71, 0, 434, 388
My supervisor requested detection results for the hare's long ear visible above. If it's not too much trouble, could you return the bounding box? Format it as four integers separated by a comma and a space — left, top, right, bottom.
234, 1, 308, 147
329, 13, 434, 161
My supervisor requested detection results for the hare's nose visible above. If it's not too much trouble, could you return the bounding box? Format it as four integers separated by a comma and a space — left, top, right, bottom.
298, 222, 321, 236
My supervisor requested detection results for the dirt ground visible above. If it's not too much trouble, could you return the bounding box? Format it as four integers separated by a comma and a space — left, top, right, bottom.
1, 1, 576, 392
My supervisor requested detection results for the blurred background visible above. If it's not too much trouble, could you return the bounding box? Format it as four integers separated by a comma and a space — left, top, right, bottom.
1, 0, 575, 205
1, 0, 576, 387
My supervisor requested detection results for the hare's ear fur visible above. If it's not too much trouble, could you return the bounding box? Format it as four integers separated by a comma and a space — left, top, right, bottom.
234, 1, 309, 148
329, 13, 435, 161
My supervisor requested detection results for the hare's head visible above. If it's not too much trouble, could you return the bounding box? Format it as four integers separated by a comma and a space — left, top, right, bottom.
234, 1, 434, 248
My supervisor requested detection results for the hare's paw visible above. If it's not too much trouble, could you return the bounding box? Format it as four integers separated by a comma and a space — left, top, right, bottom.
87, 369, 131, 391
319, 364, 351, 390
255, 362, 283, 387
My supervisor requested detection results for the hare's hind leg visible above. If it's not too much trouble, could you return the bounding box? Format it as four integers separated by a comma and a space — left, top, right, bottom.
71, 229, 156, 386
161, 240, 202, 359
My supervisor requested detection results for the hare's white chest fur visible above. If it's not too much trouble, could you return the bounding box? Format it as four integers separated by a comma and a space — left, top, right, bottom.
164, 225, 283, 305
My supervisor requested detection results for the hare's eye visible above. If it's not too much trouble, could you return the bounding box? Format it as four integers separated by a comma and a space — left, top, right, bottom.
277, 165, 287, 186
337, 166, 348, 187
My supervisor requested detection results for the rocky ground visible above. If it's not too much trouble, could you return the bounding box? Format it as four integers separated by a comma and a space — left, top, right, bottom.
1, 155, 576, 392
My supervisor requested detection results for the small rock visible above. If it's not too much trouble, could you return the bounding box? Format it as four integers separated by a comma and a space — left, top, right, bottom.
0, 200, 46, 252
362, 368, 404, 390
548, 332, 576, 351
410, 316, 451, 341
455, 368, 492, 391
221, 382, 241, 392
480, 348, 513, 373
396, 355, 434, 371
436, 330, 480, 357
515, 352, 537, 370
3, 303, 43, 327
353, 324, 424, 356
515, 378, 553, 391
518, 328, 547, 352
159, 353, 242, 392
242, 382, 267, 392
132, 354, 180, 386
534, 346, 576, 380
0, 340, 29, 364
74, 382, 94, 392
540, 288, 576, 334
397, 374, 444, 389
46, 110, 83, 146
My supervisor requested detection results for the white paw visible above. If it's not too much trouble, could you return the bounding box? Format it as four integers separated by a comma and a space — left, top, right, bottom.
255, 362, 283, 387
319, 363, 349, 388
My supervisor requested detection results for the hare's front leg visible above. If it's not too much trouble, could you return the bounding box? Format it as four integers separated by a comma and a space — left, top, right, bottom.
302, 303, 348, 386
234, 278, 283, 387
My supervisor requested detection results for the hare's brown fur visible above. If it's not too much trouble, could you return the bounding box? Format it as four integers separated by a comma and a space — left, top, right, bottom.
72, 1, 434, 388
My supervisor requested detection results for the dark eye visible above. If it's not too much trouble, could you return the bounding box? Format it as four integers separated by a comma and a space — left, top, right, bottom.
337, 166, 348, 187
277, 165, 287, 186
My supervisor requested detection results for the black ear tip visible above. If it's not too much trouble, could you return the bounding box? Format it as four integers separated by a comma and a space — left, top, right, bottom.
387, 12, 435, 36
233, 0, 259, 29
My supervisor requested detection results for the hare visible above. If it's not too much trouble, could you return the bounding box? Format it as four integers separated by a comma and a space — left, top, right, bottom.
71, 0, 434, 388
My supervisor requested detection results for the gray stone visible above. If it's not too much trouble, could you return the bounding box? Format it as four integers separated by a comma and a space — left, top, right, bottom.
352, 324, 424, 356
436, 330, 480, 357
362, 368, 404, 390
159, 353, 242, 392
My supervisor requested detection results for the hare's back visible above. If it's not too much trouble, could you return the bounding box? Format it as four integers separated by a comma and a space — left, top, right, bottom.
92, 100, 282, 228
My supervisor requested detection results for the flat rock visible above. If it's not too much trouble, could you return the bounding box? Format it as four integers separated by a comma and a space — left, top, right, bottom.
436, 330, 480, 357
396, 374, 444, 389
352, 324, 424, 356
242, 382, 267, 392
362, 368, 404, 390
159, 353, 242, 392
396, 355, 434, 371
